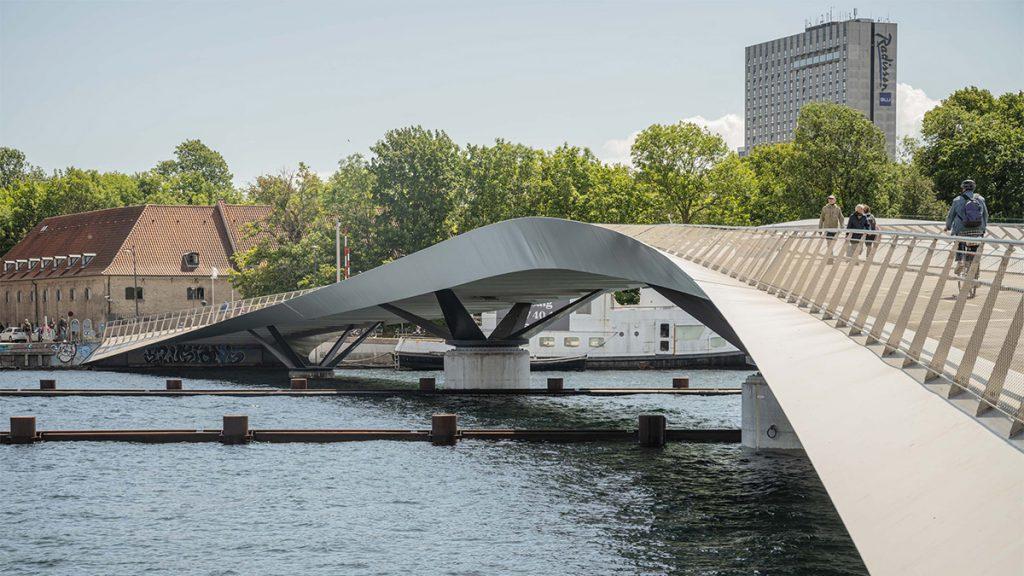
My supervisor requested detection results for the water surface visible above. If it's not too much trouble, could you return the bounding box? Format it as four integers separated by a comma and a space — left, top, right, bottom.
0, 369, 866, 575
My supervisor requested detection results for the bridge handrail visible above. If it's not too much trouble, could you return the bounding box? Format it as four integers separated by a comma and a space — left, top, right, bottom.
623, 224, 1024, 435
99, 287, 319, 343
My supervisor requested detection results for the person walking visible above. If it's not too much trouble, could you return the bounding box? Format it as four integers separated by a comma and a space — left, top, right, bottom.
944, 179, 989, 279
863, 205, 879, 256
846, 204, 870, 258
818, 195, 844, 237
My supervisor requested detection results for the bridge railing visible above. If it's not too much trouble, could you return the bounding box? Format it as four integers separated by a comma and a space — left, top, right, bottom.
634, 224, 1024, 435
99, 288, 318, 347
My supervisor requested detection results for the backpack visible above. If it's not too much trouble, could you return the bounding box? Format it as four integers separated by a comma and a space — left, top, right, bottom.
961, 194, 984, 228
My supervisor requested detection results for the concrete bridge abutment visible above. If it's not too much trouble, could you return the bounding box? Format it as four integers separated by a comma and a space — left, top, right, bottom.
443, 345, 530, 389
741, 373, 802, 451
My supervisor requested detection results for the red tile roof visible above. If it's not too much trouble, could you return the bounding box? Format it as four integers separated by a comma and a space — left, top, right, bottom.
0, 204, 271, 279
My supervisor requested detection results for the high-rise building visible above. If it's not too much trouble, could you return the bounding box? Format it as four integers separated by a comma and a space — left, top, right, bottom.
743, 18, 897, 157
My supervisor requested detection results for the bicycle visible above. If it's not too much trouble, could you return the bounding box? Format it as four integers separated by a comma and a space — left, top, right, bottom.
954, 240, 981, 299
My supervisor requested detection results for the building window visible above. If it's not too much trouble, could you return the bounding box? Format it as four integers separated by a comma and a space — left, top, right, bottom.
17, 290, 22, 303
56, 289, 61, 302
69, 288, 75, 301
4, 290, 8, 303
82, 253, 95, 267
85, 288, 92, 300
564, 337, 580, 348
183, 252, 200, 268
42, 289, 47, 303
539, 337, 555, 348
125, 287, 143, 300
186, 287, 206, 301
588, 337, 604, 348
30, 290, 35, 302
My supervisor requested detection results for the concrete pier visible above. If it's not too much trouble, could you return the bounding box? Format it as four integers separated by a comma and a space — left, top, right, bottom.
443, 346, 529, 389
741, 373, 802, 450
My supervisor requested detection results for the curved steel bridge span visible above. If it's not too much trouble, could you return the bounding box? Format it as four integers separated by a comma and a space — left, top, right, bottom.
87, 218, 1024, 575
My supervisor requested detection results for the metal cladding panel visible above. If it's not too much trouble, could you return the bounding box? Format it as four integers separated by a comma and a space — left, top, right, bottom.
149, 218, 709, 344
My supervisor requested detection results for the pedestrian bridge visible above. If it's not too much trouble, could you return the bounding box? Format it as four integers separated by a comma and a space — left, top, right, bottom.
86, 218, 1024, 575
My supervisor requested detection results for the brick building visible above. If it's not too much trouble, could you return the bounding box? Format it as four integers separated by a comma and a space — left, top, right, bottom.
0, 201, 270, 339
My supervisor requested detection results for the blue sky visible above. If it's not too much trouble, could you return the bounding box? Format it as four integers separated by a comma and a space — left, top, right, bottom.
1, 0, 1021, 186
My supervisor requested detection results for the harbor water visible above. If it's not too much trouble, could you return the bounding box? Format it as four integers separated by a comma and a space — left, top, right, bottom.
0, 369, 867, 575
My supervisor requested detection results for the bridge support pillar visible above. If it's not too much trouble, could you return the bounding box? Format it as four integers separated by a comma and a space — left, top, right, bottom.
742, 373, 802, 450
443, 345, 529, 389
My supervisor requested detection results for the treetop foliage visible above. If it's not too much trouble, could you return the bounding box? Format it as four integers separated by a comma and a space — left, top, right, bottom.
3, 87, 1016, 297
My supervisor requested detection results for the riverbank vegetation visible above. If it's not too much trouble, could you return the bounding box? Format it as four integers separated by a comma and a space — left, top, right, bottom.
1, 87, 1020, 296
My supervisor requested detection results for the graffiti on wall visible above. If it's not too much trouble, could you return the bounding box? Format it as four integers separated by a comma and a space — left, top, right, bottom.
49, 342, 96, 365
143, 344, 246, 365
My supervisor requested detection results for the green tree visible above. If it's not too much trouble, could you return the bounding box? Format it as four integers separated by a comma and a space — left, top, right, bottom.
322, 154, 378, 274
230, 164, 328, 296
458, 140, 545, 232
789, 102, 890, 217
743, 142, 797, 225
0, 147, 42, 188
916, 87, 1024, 220
155, 139, 241, 204
883, 162, 946, 220
369, 127, 465, 262
631, 122, 754, 224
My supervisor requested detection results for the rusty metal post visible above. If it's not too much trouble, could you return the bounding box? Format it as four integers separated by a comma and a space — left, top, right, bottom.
290, 378, 308, 390
431, 414, 458, 445
547, 377, 564, 392
221, 415, 250, 444
39, 379, 56, 390
638, 414, 667, 447
9, 416, 37, 444
672, 377, 690, 389
419, 377, 436, 391
166, 379, 183, 390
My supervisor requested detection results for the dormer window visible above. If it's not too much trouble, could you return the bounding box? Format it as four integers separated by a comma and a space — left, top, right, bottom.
41, 257, 53, 269
3, 261, 13, 272
82, 253, 96, 267
183, 252, 200, 268
68, 254, 81, 266
54, 256, 67, 268
27, 258, 39, 270
15, 259, 26, 271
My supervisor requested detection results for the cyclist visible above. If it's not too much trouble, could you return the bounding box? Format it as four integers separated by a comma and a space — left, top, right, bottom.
944, 179, 988, 292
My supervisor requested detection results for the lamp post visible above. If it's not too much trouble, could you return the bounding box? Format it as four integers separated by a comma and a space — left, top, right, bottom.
124, 246, 139, 317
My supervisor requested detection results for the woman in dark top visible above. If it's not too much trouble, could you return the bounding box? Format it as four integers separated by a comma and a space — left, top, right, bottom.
846, 204, 870, 257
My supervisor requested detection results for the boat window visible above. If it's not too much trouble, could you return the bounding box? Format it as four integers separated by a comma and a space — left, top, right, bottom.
564, 337, 580, 348
660, 323, 670, 338
710, 336, 727, 348
539, 337, 555, 347
588, 337, 604, 347
575, 300, 591, 315
676, 326, 704, 341
660, 340, 670, 352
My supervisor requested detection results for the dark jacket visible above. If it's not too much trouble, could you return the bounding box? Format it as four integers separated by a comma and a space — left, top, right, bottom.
847, 212, 869, 240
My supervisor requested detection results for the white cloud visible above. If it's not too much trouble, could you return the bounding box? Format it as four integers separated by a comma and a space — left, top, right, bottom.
601, 85, 938, 165
896, 82, 940, 141
600, 113, 745, 165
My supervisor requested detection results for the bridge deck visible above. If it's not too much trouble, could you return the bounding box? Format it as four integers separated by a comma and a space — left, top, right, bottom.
669, 254, 1023, 576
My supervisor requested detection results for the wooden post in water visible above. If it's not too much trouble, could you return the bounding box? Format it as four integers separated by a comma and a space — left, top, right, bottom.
672, 377, 689, 389
419, 377, 436, 391
39, 379, 56, 390
547, 377, 564, 392
638, 414, 667, 447
166, 379, 183, 390
221, 415, 250, 445
9, 416, 37, 444
290, 378, 308, 390
431, 414, 458, 445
